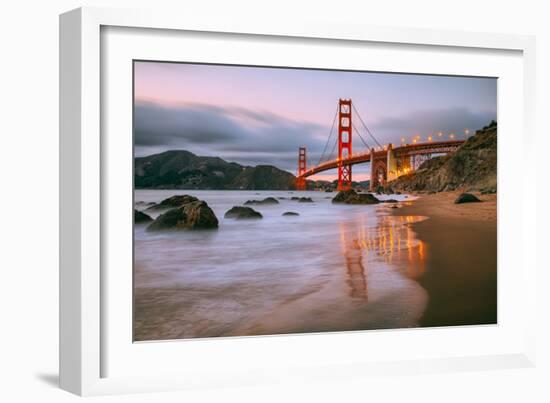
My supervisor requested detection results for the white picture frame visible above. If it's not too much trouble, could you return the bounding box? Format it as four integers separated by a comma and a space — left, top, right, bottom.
59, 6, 537, 396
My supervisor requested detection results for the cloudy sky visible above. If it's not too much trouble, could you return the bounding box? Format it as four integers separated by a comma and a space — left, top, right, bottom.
134, 61, 497, 180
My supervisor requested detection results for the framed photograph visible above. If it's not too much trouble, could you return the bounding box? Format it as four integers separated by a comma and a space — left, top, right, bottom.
60, 7, 537, 396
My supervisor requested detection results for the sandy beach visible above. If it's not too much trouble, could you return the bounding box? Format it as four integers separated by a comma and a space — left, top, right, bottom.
392, 191, 497, 327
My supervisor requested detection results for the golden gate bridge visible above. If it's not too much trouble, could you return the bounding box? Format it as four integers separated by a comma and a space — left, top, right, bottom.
296, 99, 466, 191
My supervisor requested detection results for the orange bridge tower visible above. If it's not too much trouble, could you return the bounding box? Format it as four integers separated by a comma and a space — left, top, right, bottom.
337, 99, 353, 191
296, 146, 307, 190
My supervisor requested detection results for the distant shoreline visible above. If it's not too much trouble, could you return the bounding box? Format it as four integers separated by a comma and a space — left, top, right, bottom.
391, 191, 497, 327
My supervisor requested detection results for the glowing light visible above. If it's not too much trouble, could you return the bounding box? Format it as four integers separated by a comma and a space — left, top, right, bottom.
438, 132, 443, 137
428, 136, 432, 141
449, 133, 455, 139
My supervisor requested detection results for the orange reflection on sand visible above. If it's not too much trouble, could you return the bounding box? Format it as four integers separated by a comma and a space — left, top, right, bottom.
338, 215, 428, 298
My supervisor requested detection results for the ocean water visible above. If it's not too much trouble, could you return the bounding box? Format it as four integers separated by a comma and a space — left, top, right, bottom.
134, 190, 429, 340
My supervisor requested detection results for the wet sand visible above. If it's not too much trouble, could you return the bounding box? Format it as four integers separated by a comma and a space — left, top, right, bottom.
392, 191, 497, 327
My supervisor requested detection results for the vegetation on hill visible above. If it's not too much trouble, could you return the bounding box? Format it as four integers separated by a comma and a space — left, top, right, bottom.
385, 121, 497, 193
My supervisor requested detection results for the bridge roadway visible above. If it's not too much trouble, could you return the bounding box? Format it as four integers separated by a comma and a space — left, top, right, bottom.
300, 139, 466, 178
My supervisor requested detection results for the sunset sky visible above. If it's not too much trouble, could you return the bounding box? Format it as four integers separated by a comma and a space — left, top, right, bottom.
134, 61, 497, 181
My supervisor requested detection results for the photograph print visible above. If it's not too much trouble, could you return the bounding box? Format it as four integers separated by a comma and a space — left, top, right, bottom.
133, 61, 497, 341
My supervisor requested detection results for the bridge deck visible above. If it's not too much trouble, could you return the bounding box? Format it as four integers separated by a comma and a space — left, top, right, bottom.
300, 140, 465, 178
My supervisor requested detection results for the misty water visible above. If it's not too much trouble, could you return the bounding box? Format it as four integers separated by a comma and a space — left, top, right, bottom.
134, 190, 429, 341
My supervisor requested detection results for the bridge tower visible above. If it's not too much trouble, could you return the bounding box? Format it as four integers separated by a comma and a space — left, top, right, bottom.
296, 146, 307, 190
386, 143, 398, 182
337, 99, 353, 191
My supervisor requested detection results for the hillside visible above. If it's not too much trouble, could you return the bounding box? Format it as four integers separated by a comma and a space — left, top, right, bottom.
385, 121, 497, 193
135, 150, 296, 190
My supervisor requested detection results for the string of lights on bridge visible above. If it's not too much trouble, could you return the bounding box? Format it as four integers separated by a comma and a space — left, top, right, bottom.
328, 128, 471, 162
399, 128, 472, 148
346, 129, 471, 154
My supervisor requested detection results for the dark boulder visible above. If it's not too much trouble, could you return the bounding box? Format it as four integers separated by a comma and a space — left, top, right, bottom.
332, 190, 380, 205
454, 193, 482, 204
146, 195, 199, 211
147, 201, 218, 231
134, 209, 153, 223
244, 197, 279, 205
224, 206, 263, 219
282, 211, 299, 216
290, 196, 313, 202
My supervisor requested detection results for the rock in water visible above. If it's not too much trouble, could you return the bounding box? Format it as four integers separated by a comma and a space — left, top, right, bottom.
224, 206, 263, 219
147, 201, 218, 231
282, 211, 299, 216
332, 189, 380, 205
146, 195, 199, 211
454, 193, 482, 204
290, 196, 313, 202
134, 209, 153, 223
244, 197, 279, 205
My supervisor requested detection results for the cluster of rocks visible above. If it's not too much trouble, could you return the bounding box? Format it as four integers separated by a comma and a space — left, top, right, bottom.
136, 193, 306, 230
135, 195, 219, 231
332, 189, 380, 205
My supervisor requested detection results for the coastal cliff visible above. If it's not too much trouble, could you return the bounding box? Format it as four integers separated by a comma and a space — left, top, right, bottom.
386, 121, 497, 193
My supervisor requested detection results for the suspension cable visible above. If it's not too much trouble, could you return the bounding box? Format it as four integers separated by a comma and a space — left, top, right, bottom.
316, 103, 339, 166
352, 122, 372, 151
352, 103, 383, 149
327, 136, 338, 162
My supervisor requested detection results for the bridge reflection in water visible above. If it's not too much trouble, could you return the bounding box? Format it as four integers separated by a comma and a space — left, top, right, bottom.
338, 214, 428, 302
